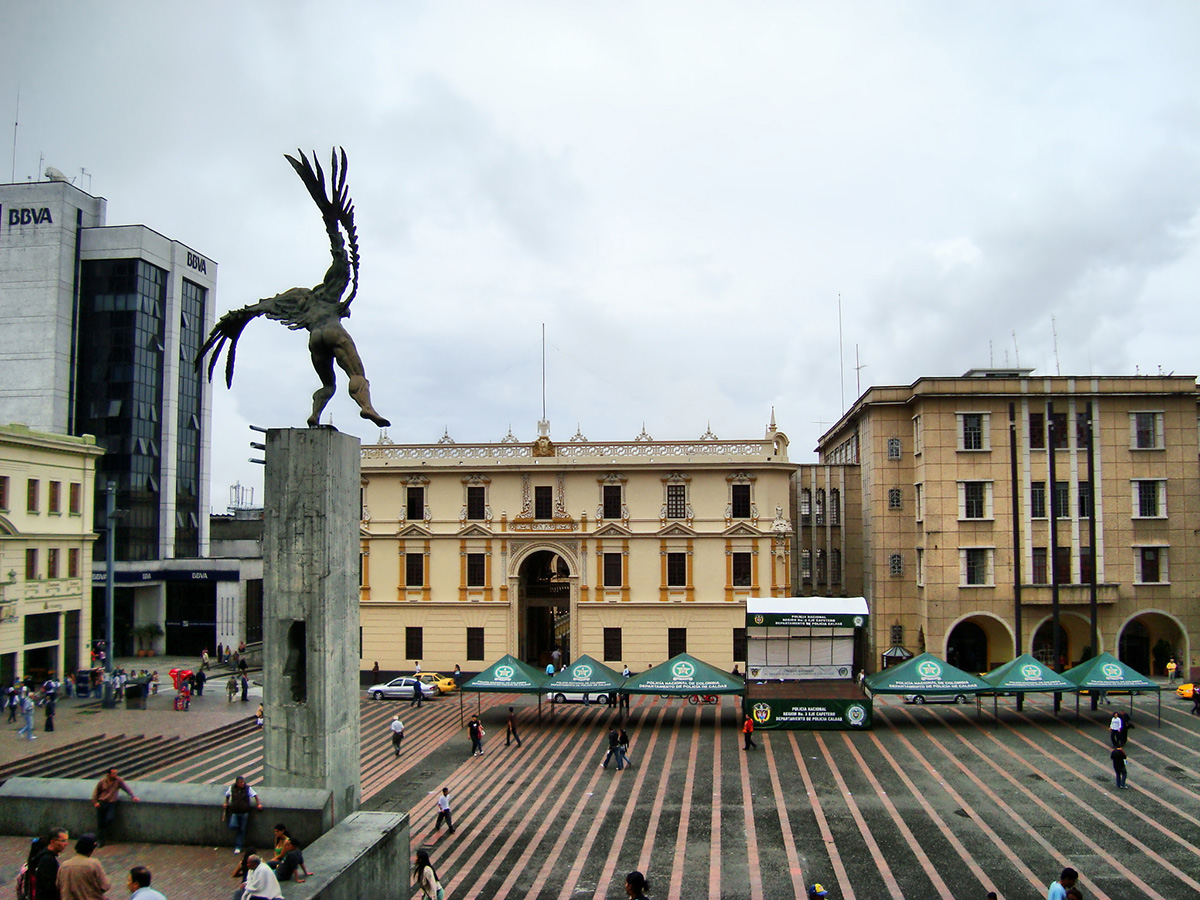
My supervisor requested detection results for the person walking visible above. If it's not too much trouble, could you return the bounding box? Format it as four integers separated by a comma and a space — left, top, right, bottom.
44, 694, 55, 732
1111, 745, 1128, 788
506, 707, 521, 747
602, 727, 624, 770
56, 833, 109, 900
127, 866, 168, 900
1191, 688, 1200, 716
743, 713, 757, 750
434, 787, 455, 834
1118, 711, 1133, 747
411, 679, 424, 709
390, 715, 405, 757
1108, 712, 1123, 748
93, 767, 140, 844
227, 674, 238, 703
223, 775, 264, 854
806, 886, 829, 898
414, 849, 443, 900
34, 828, 70, 900
240, 674, 249, 703
618, 729, 631, 768
18, 691, 36, 740
625, 870, 650, 899
468, 716, 484, 757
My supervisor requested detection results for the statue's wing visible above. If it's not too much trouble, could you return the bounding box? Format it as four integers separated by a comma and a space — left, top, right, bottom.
195, 306, 262, 388
284, 148, 361, 312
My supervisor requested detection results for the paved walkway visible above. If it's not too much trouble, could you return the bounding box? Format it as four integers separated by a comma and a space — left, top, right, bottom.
1, 674, 1197, 899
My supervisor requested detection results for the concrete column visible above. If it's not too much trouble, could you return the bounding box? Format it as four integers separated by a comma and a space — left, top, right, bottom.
263, 428, 361, 823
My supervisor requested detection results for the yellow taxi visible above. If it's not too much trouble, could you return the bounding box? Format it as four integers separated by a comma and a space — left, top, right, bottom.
418, 672, 459, 694
1176, 682, 1194, 700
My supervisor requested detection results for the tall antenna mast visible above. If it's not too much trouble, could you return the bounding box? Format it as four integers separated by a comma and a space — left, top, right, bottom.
855, 344, 866, 398
10, 85, 18, 183
1051, 315, 1061, 375
541, 323, 546, 421
838, 293, 845, 410
1012, 330, 1020, 367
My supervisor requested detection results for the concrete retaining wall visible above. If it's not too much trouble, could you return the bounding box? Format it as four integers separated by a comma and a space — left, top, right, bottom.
279, 811, 408, 900
0, 778, 331, 849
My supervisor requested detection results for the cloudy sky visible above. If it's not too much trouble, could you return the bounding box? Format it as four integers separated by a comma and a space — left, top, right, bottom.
4, 1, 1199, 507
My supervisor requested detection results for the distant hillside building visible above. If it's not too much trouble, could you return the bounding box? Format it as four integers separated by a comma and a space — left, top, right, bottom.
358, 420, 795, 673
0, 177, 220, 656
817, 370, 1198, 677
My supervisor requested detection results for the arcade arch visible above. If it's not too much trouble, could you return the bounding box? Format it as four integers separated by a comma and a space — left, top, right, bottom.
1030, 612, 1092, 670
1117, 610, 1188, 677
511, 544, 578, 669
945, 614, 1014, 673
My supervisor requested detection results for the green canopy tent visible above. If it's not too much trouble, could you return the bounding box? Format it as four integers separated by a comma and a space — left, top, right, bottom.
458, 655, 550, 724
622, 653, 746, 699
863, 652, 991, 711
1061, 652, 1161, 725
979, 654, 1077, 717
544, 655, 627, 714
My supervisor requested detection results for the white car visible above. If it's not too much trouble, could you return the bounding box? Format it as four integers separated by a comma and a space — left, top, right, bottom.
367, 677, 438, 701
903, 692, 970, 705
551, 690, 614, 705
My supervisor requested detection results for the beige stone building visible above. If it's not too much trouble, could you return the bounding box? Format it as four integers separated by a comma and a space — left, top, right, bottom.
358, 420, 795, 674
817, 370, 1199, 677
0, 424, 103, 684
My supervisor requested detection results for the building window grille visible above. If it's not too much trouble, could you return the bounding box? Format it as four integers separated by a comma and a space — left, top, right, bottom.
603, 627, 622, 662
467, 627, 485, 660
405, 627, 423, 660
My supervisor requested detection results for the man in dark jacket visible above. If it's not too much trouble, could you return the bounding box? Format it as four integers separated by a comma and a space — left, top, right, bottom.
34, 827, 69, 900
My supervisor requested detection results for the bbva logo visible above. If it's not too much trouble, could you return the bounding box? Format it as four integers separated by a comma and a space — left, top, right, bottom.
8, 207, 53, 226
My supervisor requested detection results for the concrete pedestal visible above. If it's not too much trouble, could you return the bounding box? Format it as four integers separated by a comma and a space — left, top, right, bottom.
263, 428, 361, 823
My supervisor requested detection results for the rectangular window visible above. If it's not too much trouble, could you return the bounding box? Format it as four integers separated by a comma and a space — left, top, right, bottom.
961, 482, 990, 519
1054, 481, 1070, 519
603, 627, 622, 662
666, 484, 687, 519
915, 548, 924, 587
26, 479, 39, 513
602, 485, 623, 520
405, 552, 424, 588
1139, 547, 1164, 583
831, 548, 842, 585
1135, 480, 1165, 518
732, 552, 752, 587
1029, 412, 1045, 449
535, 485, 554, 520
666, 552, 688, 587
24, 612, 58, 644
829, 489, 841, 525
46, 548, 59, 579
815, 489, 826, 525
68, 548, 80, 579
888, 488, 902, 511
603, 552, 623, 588
960, 413, 985, 450
801, 549, 811, 582
668, 627, 687, 658
405, 627, 423, 661
890, 624, 904, 645
48, 482, 61, 514
1032, 547, 1048, 584
69, 482, 82, 514
466, 552, 486, 587
1078, 481, 1092, 518
799, 489, 811, 518
915, 484, 924, 521
964, 548, 990, 585
0, 475, 8, 509
912, 415, 923, 454
467, 627, 485, 661
1080, 546, 1095, 584
816, 549, 828, 584
1132, 412, 1162, 449
25, 548, 37, 580
1031, 482, 1046, 518
1049, 411, 1069, 449
887, 437, 902, 460
733, 627, 747, 662
731, 484, 751, 518
1053, 546, 1072, 584
889, 553, 903, 576
466, 486, 486, 520
406, 486, 424, 521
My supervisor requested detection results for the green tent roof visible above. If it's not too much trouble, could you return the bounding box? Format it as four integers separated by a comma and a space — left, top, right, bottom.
1061, 652, 1159, 691
981, 654, 1077, 693
460, 655, 550, 693
864, 652, 991, 695
622, 653, 745, 695
545, 655, 626, 694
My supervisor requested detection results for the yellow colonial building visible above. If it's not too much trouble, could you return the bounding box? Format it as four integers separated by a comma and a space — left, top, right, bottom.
817, 370, 1200, 678
359, 420, 794, 674
0, 424, 103, 684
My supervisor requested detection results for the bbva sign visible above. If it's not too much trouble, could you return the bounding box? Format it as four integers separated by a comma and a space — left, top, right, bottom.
8, 207, 53, 225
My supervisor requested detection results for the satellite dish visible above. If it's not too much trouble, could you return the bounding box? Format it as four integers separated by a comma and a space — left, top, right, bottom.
45, 167, 70, 183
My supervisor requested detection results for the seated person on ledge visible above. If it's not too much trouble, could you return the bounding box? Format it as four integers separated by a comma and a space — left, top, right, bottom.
267, 824, 311, 882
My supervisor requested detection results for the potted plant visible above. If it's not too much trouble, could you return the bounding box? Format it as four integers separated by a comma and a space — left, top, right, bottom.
134, 623, 164, 657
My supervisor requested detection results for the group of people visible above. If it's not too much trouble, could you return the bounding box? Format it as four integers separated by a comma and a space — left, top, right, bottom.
414, 847, 650, 900
603, 726, 632, 769
21, 828, 167, 900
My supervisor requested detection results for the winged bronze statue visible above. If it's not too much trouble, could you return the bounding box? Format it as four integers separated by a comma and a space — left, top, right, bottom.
197, 148, 390, 428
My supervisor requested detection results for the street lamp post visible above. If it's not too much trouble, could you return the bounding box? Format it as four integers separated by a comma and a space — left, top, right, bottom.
103, 482, 117, 709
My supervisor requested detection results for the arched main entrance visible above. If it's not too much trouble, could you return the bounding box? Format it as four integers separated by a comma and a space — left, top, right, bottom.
945, 614, 1013, 674
516, 549, 573, 668
1118, 611, 1187, 677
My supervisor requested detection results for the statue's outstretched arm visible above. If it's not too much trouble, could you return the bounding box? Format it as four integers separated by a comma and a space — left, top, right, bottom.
195, 303, 266, 388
